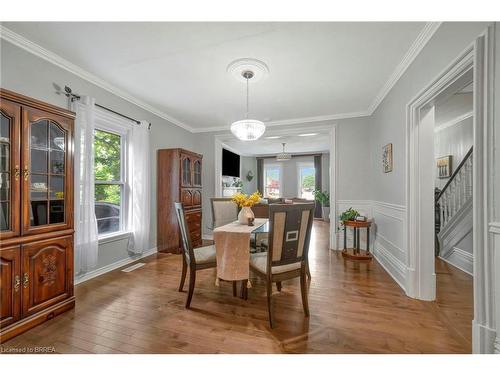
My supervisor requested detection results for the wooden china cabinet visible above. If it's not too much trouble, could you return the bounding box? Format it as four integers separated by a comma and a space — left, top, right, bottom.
0, 89, 75, 343
157, 148, 203, 253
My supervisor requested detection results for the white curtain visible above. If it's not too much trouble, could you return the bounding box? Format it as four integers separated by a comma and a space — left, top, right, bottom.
127, 120, 151, 254
73, 96, 99, 274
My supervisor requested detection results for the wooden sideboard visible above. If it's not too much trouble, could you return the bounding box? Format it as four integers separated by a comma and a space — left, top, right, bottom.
0, 89, 75, 343
157, 148, 202, 253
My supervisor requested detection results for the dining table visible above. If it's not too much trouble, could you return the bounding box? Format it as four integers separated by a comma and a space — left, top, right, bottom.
213, 218, 269, 297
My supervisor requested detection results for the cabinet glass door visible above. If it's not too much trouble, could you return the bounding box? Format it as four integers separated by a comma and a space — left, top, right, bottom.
22, 107, 73, 235
193, 159, 202, 186
181, 156, 192, 186
0, 100, 20, 239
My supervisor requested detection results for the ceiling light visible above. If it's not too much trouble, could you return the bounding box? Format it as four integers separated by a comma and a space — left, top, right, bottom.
298, 133, 319, 137
230, 69, 266, 141
265, 136, 281, 139
276, 143, 291, 161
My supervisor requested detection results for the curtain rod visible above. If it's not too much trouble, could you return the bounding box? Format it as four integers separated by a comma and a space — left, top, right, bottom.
63, 85, 151, 130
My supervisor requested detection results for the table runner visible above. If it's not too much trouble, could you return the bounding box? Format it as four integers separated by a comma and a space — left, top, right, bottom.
213, 218, 268, 284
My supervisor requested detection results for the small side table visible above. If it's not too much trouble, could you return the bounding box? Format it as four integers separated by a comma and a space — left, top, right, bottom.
342, 220, 373, 261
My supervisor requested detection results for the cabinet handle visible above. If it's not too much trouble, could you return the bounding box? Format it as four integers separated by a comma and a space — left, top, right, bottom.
14, 165, 21, 181
23, 273, 29, 288
23, 166, 30, 181
14, 275, 20, 292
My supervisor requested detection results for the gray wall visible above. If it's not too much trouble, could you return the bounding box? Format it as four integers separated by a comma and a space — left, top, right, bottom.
335, 116, 372, 201
321, 152, 330, 193
240, 156, 257, 194
369, 22, 491, 205
1, 39, 198, 276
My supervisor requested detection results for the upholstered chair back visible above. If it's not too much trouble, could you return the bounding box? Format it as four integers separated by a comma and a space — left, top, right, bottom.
268, 203, 315, 267
174, 202, 195, 265
211, 198, 238, 228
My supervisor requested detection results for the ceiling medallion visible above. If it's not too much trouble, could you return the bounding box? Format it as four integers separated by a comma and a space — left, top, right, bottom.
227, 58, 269, 83
276, 143, 291, 161
228, 58, 268, 141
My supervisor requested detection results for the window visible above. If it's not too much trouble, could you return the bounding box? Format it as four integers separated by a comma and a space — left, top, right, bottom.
298, 163, 315, 200
94, 128, 126, 236
264, 164, 282, 198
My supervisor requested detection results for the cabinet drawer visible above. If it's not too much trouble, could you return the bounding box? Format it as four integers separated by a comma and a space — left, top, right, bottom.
185, 211, 201, 224
188, 219, 201, 232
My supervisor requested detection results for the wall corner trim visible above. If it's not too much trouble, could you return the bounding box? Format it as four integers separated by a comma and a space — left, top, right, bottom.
1, 23, 440, 132
368, 22, 442, 115
0, 25, 194, 133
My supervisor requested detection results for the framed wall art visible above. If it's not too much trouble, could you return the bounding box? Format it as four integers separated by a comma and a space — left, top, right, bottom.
436, 155, 452, 178
382, 143, 393, 173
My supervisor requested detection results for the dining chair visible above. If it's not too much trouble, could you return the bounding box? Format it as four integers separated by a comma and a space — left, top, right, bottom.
175, 202, 218, 308
210, 198, 238, 229
249, 203, 315, 328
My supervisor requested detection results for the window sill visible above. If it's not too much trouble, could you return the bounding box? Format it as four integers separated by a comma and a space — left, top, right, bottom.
98, 231, 132, 245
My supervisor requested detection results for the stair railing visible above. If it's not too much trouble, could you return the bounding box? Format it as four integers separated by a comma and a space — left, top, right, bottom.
435, 147, 473, 232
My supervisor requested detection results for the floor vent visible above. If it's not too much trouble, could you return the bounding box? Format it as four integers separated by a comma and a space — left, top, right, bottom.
121, 263, 146, 273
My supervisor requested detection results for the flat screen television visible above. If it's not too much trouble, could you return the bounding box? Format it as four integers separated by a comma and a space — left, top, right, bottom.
222, 148, 240, 177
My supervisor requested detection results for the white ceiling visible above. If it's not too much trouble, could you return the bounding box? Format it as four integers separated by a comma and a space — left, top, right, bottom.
3, 22, 428, 132
224, 130, 331, 156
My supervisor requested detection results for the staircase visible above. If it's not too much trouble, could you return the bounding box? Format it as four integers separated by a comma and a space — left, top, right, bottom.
435, 147, 473, 274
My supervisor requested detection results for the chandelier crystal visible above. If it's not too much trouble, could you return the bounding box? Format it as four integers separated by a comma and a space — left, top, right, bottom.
276, 143, 291, 161
230, 119, 266, 141
230, 70, 266, 141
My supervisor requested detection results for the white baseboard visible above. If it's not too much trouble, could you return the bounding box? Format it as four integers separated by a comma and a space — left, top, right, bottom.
202, 234, 214, 241
472, 320, 497, 354
439, 247, 473, 275
75, 247, 158, 285
373, 239, 407, 292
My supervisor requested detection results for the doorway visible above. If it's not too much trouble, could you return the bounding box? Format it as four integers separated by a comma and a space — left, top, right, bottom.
405, 28, 496, 353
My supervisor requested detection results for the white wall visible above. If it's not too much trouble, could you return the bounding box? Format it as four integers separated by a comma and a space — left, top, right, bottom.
0, 39, 198, 279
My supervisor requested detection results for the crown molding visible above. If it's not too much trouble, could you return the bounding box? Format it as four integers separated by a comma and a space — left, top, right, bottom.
1, 23, 440, 133
192, 110, 370, 133
434, 111, 473, 133
0, 25, 194, 133
368, 22, 442, 115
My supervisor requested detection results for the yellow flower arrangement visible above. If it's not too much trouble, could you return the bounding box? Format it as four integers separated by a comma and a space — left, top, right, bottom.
232, 191, 262, 208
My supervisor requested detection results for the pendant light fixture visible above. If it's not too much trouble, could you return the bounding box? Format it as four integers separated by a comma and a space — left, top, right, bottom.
276, 143, 291, 161
230, 70, 266, 141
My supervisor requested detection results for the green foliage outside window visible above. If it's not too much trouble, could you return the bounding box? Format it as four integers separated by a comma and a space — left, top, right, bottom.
94, 129, 121, 205
302, 174, 315, 190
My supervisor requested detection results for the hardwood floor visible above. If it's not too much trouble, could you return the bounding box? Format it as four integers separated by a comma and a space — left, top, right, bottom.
0, 221, 472, 353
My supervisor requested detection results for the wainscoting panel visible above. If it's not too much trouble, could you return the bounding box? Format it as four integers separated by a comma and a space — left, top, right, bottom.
371, 201, 407, 291
336, 200, 408, 292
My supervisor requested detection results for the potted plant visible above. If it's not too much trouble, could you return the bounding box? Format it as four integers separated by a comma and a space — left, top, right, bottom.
232, 191, 262, 225
314, 190, 330, 222
339, 207, 360, 226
